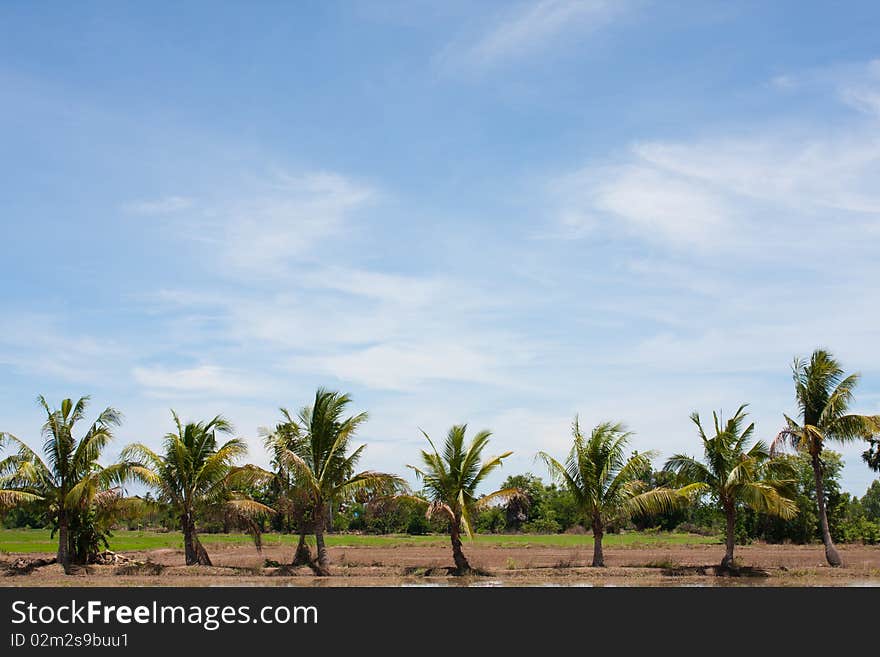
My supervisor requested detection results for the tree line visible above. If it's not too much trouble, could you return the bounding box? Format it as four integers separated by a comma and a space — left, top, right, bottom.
2, 348, 879, 575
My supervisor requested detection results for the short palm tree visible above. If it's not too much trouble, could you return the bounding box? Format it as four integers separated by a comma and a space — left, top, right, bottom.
664, 404, 797, 568
408, 424, 515, 574
771, 349, 880, 567
121, 411, 271, 566
0, 396, 127, 572
274, 389, 406, 574
539, 418, 679, 567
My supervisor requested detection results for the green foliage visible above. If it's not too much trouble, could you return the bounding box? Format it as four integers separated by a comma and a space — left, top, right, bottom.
862, 480, 880, 521
0, 396, 130, 567
539, 419, 679, 532
265, 390, 406, 536
665, 405, 797, 519
739, 451, 854, 544
408, 424, 514, 537
475, 506, 506, 533
121, 411, 270, 563
521, 517, 561, 534
1, 500, 46, 529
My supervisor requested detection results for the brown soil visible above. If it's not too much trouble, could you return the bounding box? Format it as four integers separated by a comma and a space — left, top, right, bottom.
3, 542, 880, 587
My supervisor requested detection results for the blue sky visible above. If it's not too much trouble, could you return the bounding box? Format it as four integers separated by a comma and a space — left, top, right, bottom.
2, 1, 880, 495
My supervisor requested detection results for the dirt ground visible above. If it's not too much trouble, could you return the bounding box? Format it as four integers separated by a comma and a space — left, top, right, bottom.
4, 542, 880, 586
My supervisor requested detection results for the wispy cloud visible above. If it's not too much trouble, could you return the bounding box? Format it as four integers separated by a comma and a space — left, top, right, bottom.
839, 59, 880, 117
132, 364, 268, 399
439, 0, 633, 73
174, 171, 378, 277
547, 129, 880, 249
122, 196, 195, 215
150, 265, 538, 393
0, 314, 129, 384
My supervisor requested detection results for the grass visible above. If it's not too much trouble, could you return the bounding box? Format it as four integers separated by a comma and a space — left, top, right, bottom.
0, 528, 719, 555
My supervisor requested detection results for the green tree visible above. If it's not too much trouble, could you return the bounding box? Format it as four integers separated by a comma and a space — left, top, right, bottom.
268, 389, 405, 574
121, 411, 270, 566
771, 349, 880, 566
664, 404, 797, 568
538, 418, 679, 566
408, 424, 515, 574
0, 396, 128, 572
863, 438, 880, 473
862, 480, 880, 522
499, 473, 544, 530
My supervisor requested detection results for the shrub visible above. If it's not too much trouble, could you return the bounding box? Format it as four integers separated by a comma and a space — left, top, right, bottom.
522, 518, 561, 534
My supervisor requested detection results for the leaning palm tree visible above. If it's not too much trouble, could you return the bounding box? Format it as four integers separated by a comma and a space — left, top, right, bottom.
121, 411, 271, 566
539, 418, 679, 567
273, 389, 406, 575
0, 396, 127, 572
771, 349, 880, 567
664, 404, 797, 568
408, 424, 515, 574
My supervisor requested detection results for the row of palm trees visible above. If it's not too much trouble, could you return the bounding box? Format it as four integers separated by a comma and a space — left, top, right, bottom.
1, 348, 878, 575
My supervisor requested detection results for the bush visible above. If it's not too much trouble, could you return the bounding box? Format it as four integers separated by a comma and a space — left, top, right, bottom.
522, 518, 561, 534
836, 516, 880, 544
475, 506, 506, 534
406, 514, 430, 535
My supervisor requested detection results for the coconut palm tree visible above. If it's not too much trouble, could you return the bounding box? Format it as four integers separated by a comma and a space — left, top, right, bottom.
408, 424, 515, 574
664, 404, 797, 568
0, 395, 127, 572
771, 349, 880, 567
538, 418, 679, 567
260, 411, 317, 567
121, 411, 271, 566
272, 389, 406, 575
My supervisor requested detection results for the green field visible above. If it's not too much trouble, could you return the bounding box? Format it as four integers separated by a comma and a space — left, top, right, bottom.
0, 528, 719, 554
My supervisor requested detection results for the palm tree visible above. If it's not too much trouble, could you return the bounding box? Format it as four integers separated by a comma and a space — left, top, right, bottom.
538, 418, 679, 567
0, 396, 127, 572
664, 404, 797, 569
408, 424, 515, 574
260, 411, 317, 567
271, 389, 406, 575
771, 349, 880, 567
121, 411, 271, 566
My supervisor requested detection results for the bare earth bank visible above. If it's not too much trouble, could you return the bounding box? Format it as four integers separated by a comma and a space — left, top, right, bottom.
4, 543, 880, 587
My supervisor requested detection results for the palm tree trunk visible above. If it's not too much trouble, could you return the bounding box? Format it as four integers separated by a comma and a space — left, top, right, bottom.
182, 512, 212, 566
313, 523, 331, 576
591, 518, 605, 567
811, 452, 843, 567
450, 519, 471, 574
721, 505, 736, 569
292, 532, 312, 566
57, 510, 71, 574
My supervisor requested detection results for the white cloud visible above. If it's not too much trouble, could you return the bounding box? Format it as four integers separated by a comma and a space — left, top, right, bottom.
440, 0, 632, 72
132, 365, 266, 398
297, 341, 507, 391
186, 171, 377, 276
122, 196, 194, 215
549, 131, 880, 248
0, 314, 129, 383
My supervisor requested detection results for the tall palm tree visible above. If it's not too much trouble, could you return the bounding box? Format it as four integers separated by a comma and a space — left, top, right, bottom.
539, 418, 679, 567
0, 396, 127, 572
273, 389, 406, 575
121, 411, 271, 566
771, 349, 880, 567
408, 424, 515, 574
664, 404, 797, 568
